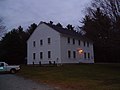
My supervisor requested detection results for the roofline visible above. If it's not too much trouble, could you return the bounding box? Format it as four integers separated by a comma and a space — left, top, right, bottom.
27, 22, 93, 43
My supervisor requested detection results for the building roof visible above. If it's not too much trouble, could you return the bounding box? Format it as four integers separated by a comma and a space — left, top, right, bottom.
41, 22, 93, 42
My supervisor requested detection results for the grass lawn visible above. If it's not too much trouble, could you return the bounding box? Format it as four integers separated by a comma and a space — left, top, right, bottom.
17, 64, 120, 90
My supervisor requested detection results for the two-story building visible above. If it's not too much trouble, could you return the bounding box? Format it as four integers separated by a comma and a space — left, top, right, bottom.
27, 22, 94, 65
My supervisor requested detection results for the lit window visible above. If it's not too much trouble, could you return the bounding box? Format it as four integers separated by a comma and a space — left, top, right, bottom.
48, 51, 51, 59
78, 49, 83, 54
68, 50, 71, 58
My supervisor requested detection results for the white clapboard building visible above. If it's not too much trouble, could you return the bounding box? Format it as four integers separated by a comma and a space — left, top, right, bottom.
27, 22, 94, 65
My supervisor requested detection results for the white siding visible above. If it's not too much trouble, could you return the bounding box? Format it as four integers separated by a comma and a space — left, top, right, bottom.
27, 23, 61, 64
60, 34, 94, 64
27, 23, 94, 65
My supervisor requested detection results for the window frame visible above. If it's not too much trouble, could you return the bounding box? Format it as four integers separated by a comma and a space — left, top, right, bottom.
84, 41, 86, 47
67, 37, 70, 44
33, 41, 36, 47
78, 40, 81, 46
88, 53, 90, 59
48, 38, 51, 44
73, 38, 75, 44
40, 52, 43, 59
68, 50, 71, 58
40, 40, 43, 46
84, 52, 86, 59
48, 51, 51, 59
0, 63, 4, 67
73, 51, 76, 59
33, 53, 36, 60
87, 42, 89, 47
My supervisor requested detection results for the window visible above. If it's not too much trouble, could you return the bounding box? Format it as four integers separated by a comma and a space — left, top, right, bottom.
48, 51, 51, 59
78, 40, 81, 45
40, 40, 43, 45
87, 42, 89, 47
68, 50, 71, 58
73, 38, 75, 44
33, 41, 36, 47
88, 53, 90, 59
68, 37, 70, 44
73, 51, 76, 59
48, 38, 51, 44
40, 52, 43, 59
0, 63, 4, 67
33, 53, 36, 60
84, 41, 86, 47
84, 52, 86, 59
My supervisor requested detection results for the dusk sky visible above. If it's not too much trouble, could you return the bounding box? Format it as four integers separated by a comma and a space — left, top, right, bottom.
0, 0, 91, 30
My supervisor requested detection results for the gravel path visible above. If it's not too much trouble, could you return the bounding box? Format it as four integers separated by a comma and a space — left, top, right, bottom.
0, 74, 57, 90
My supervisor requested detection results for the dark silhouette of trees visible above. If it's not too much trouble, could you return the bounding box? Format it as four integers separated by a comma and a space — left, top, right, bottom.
49, 21, 53, 25
0, 17, 6, 37
0, 23, 38, 64
26, 23, 37, 37
82, 8, 112, 42
81, 0, 120, 62
66, 24, 74, 30
89, 0, 120, 21
0, 26, 27, 64
56, 23, 63, 28
86, 0, 120, 33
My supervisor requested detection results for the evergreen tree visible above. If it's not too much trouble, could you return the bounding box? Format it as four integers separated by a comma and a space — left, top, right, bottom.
26, 23, 37, 37
0, 26, 27, 64
66, 24, 74, 30
81, 6, 120, 62
56, 23, 63, 28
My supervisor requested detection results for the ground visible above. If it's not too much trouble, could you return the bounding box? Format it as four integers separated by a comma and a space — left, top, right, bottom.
17, 64, 120, 90
0, 74, 57, 90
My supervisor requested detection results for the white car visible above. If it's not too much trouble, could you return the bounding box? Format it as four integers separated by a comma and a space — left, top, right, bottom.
0, 62, 20, 74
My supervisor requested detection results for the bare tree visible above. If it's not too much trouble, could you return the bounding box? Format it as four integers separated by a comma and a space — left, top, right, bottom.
0, 17, 6, 37
82, 0, 120, 62
86, 0, 120, 22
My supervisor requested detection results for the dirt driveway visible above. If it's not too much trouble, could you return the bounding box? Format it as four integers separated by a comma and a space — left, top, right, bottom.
0, 74, 57, 90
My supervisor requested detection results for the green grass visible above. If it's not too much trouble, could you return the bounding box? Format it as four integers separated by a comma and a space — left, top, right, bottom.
17, 64, 120, 90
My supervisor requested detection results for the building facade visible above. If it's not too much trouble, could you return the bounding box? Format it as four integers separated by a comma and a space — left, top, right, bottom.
27, 22, 94, 65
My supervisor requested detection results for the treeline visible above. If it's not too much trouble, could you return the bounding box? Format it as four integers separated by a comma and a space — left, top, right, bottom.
81, 0, 120, 63
0, 22, 75, 64
0, 23, 37, 64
